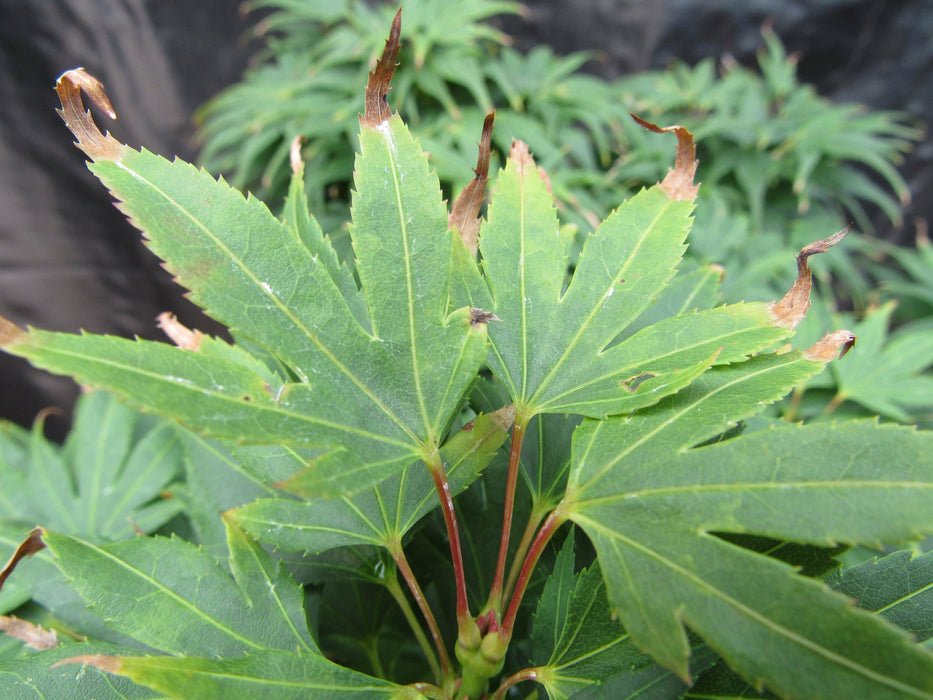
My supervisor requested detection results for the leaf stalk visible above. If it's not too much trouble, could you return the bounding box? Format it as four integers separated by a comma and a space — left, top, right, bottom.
488, 414, 529, 611
388, 542, 452, 678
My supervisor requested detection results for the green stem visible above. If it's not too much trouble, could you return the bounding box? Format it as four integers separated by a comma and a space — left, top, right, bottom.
491, 667, 542, 700
488, 413, 530, 611
384, 553, 444, 684
501, 510, 565, 639
503, 507, 546, 606
389, 541, 452, 678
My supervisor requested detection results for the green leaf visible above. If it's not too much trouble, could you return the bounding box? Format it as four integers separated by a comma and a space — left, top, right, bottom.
0, 525, 142, 648
570, 647, 720, 700
562, 353, 933, 699
42, 521, 315, 657
0, 643, 158, 699
531, 536, 664, 700
828, 550, 933, 643
230, 408, 512, 554
830, 301, 933, 422
461, 137, 789, 421
80, 649, 422, 700
0, 391, 181, 538
3, 68, 489, 498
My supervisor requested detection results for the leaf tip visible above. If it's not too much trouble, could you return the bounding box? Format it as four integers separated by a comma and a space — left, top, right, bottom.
632, 114, 699, 201
156, 311, 204, 350
804, 329, 856, 361
450, 111, 495, 257
0, 615, 58, 651
55, 68, 124, 161
0, 314, 25, 346
0, 528, 46, 594
51, 654, 122, 673
768, 225, 851, 329
361, 8, 402, 127
289, 135, 305, 174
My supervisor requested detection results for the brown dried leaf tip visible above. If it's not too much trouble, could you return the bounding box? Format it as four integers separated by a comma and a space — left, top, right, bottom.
0, 615, 58, 651
805, 329, 856, 362
0, 528, 46, 593
0, 314, 25, 346
55, 68, 124, 161
289, 135, 306, 174
768, 225, 851, 329
157, 312, 204, 351
362, 8, 402, 126
632, 114, 699, 201
52, 654, 122, 673
450, 112, 495, 257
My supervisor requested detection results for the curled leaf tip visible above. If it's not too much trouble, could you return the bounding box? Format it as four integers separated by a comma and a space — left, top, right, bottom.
805, 330, 856, 362
470, 308, 501, 327
632, 114, 699, 201
55, 68, 124, 161
289, 135, 305, 174
51, 654, 122, 672
450, 112, 495, 256
0, 528, 46, 593
156, 312, 204, 350
768, 225, 851, 329
362, 8, 402, 126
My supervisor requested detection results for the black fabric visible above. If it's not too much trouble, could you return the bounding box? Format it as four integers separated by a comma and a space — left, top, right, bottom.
0, 0, 250, 439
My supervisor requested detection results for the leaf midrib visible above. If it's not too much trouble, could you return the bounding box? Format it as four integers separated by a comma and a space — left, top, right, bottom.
55, 533, 264, 652
569, 357, 803, 495
528, 198, 675, 410
27, 339, 413, 451
573, 515, 933, 698
114, 158, 420, 447
575, 480, 933, 508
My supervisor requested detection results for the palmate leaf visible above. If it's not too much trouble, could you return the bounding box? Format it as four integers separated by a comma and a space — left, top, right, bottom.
0, 391, 181, 539
0, 27, 488, 497
530, 537, 653, 699
559, 349, 933, 699
828, 301, 933, 422
454, 123, 794, 425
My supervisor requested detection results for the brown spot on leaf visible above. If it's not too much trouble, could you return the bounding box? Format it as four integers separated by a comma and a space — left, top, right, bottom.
156, 312, 204, 350
805, 330, 856, 362
470, 308, 501, 327
361, 9, 402, 127
0, 616, 58, 651
0, 528, 46, 593
768, 226, 851, 329
632, 114, 699, 201
450, 112, 495, 257
51, 654, 122, 673
0, 314, 25, 346
55, 69, 124, 161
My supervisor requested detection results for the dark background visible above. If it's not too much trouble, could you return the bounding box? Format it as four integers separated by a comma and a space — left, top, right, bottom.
2, 0, 930, 439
